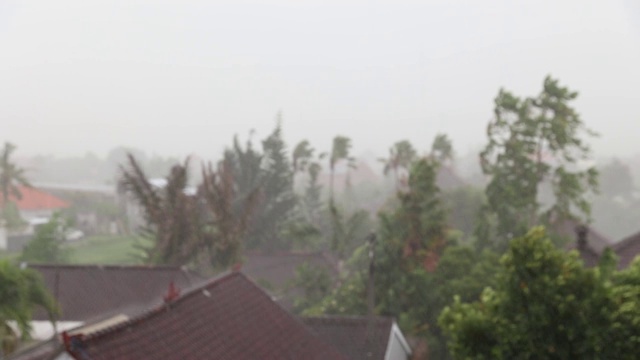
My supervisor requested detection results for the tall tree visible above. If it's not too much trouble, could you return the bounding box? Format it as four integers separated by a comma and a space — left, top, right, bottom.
477, 76, 598, 250
199, 160, 258, 269
329, 136, 354, 204
439, 227, 640, 359
379, 140, 417, 190
430, 133, 454, 165
223, 122, 297, 251
0, 142, 31, 222
292, 140, 315, 175
119, 155, 201, 266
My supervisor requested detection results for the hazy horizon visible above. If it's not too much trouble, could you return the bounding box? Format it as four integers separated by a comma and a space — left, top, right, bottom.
2, 0, 639, 160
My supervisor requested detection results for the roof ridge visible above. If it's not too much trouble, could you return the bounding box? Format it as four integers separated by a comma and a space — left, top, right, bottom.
613, 230, 640, 251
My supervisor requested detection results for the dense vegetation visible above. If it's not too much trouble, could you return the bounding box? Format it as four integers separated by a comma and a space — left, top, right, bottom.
2, 76, 640, 358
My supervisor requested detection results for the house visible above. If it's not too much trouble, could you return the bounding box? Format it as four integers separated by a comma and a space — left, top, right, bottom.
12, 271, 347, 360
612, 231, 640, 269
242, 250, 341, 310
0, 186, 70, 225
557, 219, 613, 267
24, 264, 204, 339
302, 316, 412, 360
0, 186, 71, 250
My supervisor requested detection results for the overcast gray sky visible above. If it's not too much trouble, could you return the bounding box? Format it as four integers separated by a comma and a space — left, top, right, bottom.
1, 0, 639, 160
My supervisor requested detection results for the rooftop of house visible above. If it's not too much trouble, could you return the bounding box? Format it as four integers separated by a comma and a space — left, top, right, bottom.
613, 230, 640, 269
60, 272, 347, 360
241, 250, 341, 309
303, 315, 410, 360
26, 264, 204, 322
0, 186, 69, 211
558, 219, 613, 267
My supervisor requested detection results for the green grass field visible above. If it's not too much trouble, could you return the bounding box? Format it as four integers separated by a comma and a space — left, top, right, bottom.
65, 235, 151, 265
0, 234, 149, 265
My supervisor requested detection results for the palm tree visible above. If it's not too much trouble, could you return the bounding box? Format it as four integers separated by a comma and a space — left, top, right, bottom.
0, 142, 31, 221
119, 153, 258, 271
292, 140, 314, 174
199, 159, 258, 269
379, 140, 417, 190
119, 154, 201, 266
430, 133, 454, 164
329, 136, 354, 205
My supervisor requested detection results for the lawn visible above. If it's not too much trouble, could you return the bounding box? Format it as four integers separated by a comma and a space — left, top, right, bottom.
65, 235, 151, 265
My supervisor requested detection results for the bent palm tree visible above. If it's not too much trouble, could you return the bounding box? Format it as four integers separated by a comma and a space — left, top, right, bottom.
0, 142, 31, 222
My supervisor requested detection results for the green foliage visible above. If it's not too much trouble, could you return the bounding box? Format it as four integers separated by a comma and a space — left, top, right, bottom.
288, 263, 333, 313
439, 227, 640, 359
2, 202, 26, 231
379, 140, 417, 189
225, 123, 296, 251
0, 260, 58, 355
120, 154, 256, 271
328, 207, 371, 259
0, 142, 31, 224
304, 272, 368, 316
442, 186, 485, 240
477, 76, 598, 251
20, 213, 71, 264
431, 133, 454, 164
329, 135, 355, 202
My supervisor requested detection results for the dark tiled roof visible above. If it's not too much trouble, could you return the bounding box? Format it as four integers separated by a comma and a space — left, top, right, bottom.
556, 219, 613, 267
613, 231, 640, 269
556, 219, 612, 253
63, 272, 347, 360
242, 251, 340, 309
302, 316, 399, 360
27, 264, 204, 321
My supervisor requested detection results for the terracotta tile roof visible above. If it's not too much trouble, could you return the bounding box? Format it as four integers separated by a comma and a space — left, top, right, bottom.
27, 264, 204, 322
62, 272, 347, 360
613, 231, 640, 269
0, 186, 69, 211
242, 251, 340, 309
302, 316, 400, 360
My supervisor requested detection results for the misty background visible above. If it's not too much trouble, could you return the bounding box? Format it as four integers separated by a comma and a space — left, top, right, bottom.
1, 0, 640, 239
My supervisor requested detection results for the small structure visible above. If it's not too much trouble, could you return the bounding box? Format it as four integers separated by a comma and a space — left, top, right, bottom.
302, 316, 412, 360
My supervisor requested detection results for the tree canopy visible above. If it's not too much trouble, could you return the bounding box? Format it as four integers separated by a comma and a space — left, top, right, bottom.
440, 227, 640, 359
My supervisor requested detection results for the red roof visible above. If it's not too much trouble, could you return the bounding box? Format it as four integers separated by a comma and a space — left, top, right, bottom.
63, 272, 347, 360
28, 264, 204, 322
0, 186, 69, 211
